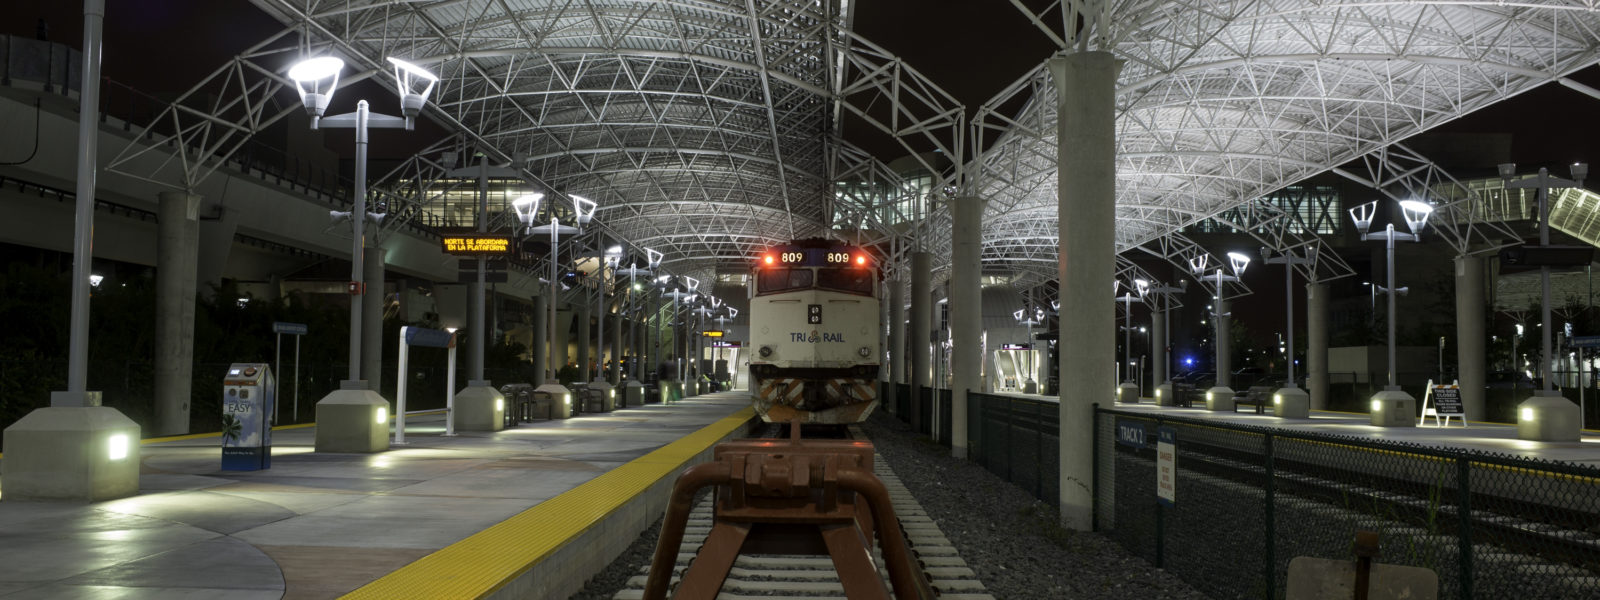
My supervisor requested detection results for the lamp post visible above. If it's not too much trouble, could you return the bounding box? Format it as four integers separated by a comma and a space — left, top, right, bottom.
290, 55, 434, 452
661, 276, 697, 402
616, 251, 657, 406
1015, 299, 1044, 394
1115, 279, 1148, 403
1348, 198, 1434, 427
1149, 279, 1186, 406
586, 244, 624, 410
518, 194, 595, 417
1262, 247, 1315, 418
1502, 163, 1589, 441
1192, 252, 1250, 410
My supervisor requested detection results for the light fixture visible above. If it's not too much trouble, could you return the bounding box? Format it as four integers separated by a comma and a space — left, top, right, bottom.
287, 56, 344, 122
1497, 162, 1517, 182
375, 406, 388, 424
1226, 251, 1251, 276
386, 57, 438, 120
1398, 200, 1434, 234
108, 434, 128, 460
445, 326, 458, 334
1521, 407, 1535, 421
1348, 200, 1378, 235
89, 274, 103, 288
1370, 399, 1382, 412
512, 193, 544, 229
495, 398, 504, 412
571, 195, 598, 225
1134, 278, 1149, 296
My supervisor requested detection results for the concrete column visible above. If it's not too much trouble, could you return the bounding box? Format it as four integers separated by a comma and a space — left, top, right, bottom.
910, 253, 932, 431
1152, 301, 1167, 385
890, 279, 906, 385
154, 191, 200, 435
1456, 256, 1487, 421
554, 308, 572, 378
195, 202, 237, 298
362, 245, 384, 393
1307, 282, 1329, 410
1216, 295, 1232, 387
532, 295, 547, 386
1051, 51, 1120, 532
578, 303, 591, 381
951, 196, 983, 458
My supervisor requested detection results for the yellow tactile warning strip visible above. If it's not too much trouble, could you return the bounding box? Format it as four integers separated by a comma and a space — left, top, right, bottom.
341, 406, 756, 600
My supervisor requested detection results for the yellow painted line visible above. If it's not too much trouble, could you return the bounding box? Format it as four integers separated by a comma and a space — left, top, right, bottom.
343, 406, 756, 600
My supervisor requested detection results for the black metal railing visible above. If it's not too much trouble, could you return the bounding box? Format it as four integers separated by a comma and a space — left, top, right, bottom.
1094, 407, 1600, 599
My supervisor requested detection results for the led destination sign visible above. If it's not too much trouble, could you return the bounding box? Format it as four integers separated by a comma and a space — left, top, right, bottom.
442, 234, 514, 255
761, 247, 868, 267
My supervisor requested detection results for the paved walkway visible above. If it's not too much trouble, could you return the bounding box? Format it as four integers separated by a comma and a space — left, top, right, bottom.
994, 391, 1600, 467
0, 393, 750, 599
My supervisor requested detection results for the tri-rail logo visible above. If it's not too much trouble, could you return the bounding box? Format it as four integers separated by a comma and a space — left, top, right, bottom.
789, 330, 846, 343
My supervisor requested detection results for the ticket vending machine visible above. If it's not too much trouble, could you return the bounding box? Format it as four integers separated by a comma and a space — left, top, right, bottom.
222, 363, 275, 471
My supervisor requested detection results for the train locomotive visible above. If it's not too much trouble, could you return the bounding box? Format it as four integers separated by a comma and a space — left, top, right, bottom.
747, 240, 881, 424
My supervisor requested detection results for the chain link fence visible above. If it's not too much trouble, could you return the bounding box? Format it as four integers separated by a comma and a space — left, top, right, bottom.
1096, 407, 1600, 599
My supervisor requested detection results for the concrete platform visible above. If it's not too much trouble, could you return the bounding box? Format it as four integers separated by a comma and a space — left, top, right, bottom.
991, 391, 1600, 468
0, 392, 753, 599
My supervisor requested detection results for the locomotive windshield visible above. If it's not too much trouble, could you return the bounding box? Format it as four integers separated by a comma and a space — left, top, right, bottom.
815, 268, 873, 296
757, 268, 813, 294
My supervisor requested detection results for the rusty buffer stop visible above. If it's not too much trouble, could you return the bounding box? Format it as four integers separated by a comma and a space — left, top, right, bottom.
643, 425, 936, 600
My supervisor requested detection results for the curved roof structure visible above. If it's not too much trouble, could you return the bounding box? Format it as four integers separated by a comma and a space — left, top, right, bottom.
157, 1, 1597, 287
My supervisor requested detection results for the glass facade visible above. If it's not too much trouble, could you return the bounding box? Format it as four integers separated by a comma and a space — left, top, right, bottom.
1188, 185, 1342, 235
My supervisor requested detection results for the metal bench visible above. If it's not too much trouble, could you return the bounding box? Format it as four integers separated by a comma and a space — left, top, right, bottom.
1171, 382, 1197, 408
1233, 385, 1276, 414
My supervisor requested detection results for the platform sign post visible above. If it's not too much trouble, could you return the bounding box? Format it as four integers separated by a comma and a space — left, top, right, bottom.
272, 322, 307, 424
1157, 427, 1176, 507
395, 326, 456, 444
222, 363, 275, 471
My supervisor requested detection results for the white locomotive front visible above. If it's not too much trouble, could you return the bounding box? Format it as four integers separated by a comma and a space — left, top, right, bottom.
748, 241, 880, 423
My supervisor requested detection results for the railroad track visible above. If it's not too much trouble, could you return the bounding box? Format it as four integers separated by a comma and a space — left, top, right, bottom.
612, 428, 996, 599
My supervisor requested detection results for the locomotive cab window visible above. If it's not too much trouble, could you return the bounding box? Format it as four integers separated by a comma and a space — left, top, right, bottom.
816, 268, 874, 296
756, 268, 813, 295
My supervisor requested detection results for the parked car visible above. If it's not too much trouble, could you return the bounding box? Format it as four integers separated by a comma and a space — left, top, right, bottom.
1173, 371, 1216, 389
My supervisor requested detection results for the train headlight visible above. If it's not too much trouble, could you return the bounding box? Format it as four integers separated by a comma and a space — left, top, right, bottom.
759, 346, 773, 358
858, 346, 871, 358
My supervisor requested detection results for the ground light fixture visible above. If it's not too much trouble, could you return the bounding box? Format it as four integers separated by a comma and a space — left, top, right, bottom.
1349, 197, 1432, 427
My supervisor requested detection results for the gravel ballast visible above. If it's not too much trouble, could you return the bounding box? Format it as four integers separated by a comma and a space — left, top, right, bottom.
575, 410, 1209, 599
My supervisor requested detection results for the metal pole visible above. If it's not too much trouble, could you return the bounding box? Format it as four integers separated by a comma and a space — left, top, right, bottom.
446, 334, 457, 436
346, 101, 369, 383
1539, 169, 1554, 392
274, 332, 282, 423
1216, 270, 1223, 378
1286, 258, 1295, 385
1387, 223, 1397, 388
1123, 293, 1132, 383
472, 157, 487, 382
597, 267, 605, 381
395, 327, 408, 444
293, 335, 301, 422
64, 0, 106, 399
548, 219, 560, 381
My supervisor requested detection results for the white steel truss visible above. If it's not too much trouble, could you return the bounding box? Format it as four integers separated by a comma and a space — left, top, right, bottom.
973, 1, 1600, 279
107, 1, 1600, 292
